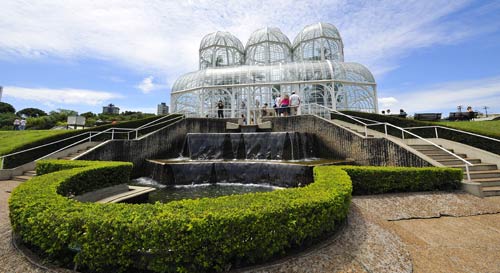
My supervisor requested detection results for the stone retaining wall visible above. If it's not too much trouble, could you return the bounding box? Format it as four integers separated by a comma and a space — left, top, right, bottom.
268, 115, 430, 167
79, 116, 430, 176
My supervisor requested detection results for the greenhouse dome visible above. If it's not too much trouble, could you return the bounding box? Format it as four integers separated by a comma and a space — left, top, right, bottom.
245, 27, 292, 65
172, 22, 377, 118
199, 31, 245, 69
292, 22, 344, 62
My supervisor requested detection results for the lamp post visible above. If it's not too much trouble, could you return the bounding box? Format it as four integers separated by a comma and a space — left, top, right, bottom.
483, 106, 489, 117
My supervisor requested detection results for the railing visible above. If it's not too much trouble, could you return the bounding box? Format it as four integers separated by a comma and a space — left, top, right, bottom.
309, 106, 474, 181
0, 115, 185, 170
300, 103, 332, 120
404, 125, 500, 143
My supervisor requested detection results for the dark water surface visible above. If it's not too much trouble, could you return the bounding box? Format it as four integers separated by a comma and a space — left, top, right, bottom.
132, 178, 280, 203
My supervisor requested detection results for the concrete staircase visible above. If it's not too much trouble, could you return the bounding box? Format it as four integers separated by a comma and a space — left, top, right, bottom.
331, 119, 375, 138
409, 144, 500, 197
8, 142, 102, 182
56, 144, 98, 160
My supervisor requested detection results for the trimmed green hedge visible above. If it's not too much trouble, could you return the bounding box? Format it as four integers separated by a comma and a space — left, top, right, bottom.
337, 111, 500, 155
3, 114, 182, 168
10, 160, 460, 272
10, 161, 351, 272
340, 166, 463, 195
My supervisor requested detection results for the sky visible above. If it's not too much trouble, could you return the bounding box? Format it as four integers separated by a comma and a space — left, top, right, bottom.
0, 0, 499, 116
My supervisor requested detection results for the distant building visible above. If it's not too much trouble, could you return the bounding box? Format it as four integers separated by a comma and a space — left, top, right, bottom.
157, 102, 169, 115
102, 103, 120, 114
0, 86, 3, 102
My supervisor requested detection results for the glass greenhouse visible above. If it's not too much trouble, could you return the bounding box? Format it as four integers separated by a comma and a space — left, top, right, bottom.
172, 22, 377, 118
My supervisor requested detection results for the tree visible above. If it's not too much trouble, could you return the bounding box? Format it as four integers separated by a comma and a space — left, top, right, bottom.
16, 107, 47, 118
0, 102, 16, 114
80, 111, 96, 119
0, 112, 17, 129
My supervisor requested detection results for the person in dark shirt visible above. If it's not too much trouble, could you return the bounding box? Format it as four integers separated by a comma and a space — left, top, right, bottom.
217, 100, 224, 118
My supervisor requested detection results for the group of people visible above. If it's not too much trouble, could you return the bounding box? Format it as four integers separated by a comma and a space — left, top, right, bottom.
13, 118, 26, 130
271, 91, 301, 117
216, 92, 302, 120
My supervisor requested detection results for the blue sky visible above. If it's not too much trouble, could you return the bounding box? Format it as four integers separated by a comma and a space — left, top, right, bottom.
1, 0, 499, 115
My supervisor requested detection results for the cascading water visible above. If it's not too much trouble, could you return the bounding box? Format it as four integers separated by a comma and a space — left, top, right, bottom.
182, 132, 316, 160
138, 131, 347, 202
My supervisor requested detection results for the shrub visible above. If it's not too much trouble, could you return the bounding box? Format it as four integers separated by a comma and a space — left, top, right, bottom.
10, 161, 351, 272
340, 166, 463, 195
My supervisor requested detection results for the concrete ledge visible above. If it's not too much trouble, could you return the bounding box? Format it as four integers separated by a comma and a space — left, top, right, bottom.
461, 181, 484, 198
73, 184, 155, 203
97, 185, 155, 203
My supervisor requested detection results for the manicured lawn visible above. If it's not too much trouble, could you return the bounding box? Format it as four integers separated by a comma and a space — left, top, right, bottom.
436, 120, 500, 138
0, 130, 70, 155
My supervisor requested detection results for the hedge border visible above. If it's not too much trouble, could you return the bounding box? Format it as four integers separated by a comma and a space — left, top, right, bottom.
341, 166, 462, 195
9, 160, 352, 272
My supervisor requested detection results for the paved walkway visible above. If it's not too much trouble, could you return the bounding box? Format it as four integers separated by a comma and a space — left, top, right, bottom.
1, 180, 500, 272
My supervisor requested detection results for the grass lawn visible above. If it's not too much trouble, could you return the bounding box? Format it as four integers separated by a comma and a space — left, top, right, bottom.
435, 120, 500, 138
0, 130, 70, 156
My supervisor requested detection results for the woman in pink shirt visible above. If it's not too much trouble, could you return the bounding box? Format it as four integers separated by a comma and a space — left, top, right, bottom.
280, 94, 290, 116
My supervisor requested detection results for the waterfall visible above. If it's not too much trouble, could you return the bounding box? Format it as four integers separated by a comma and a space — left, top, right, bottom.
182, 132, 316, 160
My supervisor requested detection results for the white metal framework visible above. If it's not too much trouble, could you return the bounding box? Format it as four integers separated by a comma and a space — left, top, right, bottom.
172, 22, 377, 118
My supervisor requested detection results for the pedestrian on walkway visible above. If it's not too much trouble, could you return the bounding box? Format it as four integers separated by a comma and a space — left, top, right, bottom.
290, 91, 301, 115
217, 100, 224, 118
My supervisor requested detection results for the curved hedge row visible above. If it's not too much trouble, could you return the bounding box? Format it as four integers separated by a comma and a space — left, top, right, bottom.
9, 160, 352, 272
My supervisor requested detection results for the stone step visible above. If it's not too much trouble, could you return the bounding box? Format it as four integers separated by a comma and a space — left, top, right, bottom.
415, 149, 455, 156
24, 170, 36, 175
467, 170, 500, 179
438, 158, 482, 166
409, 144, 443, 149
451, 164, 498, 172
471, 177, 500, 187
483, 186, 500, 197
345, 127, 374, 137
424, 153, 467, 160
13, 175, 33, 182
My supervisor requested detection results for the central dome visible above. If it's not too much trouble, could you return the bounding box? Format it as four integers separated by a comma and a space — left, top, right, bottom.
292, 22, 344, 62
199, 31, 244, 69
245, 27, 292, 65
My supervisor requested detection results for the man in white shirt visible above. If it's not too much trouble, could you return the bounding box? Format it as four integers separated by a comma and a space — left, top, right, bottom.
289, 91, 301, 116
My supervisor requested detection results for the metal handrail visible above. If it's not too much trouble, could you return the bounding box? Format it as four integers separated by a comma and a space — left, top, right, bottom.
382, 123, 473, 181
303, 106, 473, 181
136, 115, 173, 130
132, 115, 184, 139
0, 115, 186, 170
404, 125, 500, 143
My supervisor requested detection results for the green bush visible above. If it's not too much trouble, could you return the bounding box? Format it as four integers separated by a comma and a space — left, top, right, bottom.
340, 166, 462, 195
337, 111, 500, 155
10, 161, 351, 272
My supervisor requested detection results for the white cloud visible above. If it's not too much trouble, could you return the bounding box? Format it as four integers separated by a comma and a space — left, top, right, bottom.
3, 86, 123, 107
0, 0, 489, 84
136, 76, 155, 94
136, 76, 169, 94
381, 76, 500, 114
378, 97, 398, 108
